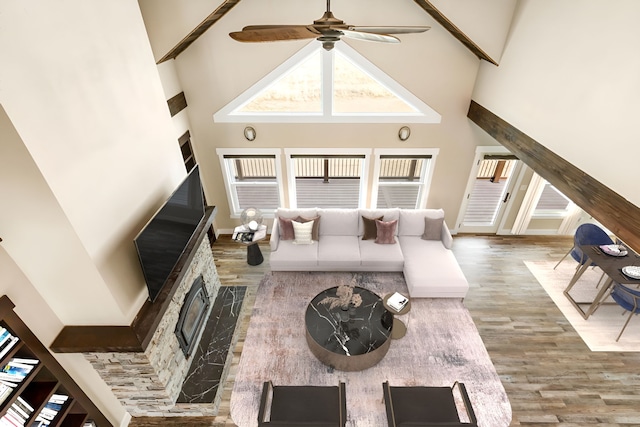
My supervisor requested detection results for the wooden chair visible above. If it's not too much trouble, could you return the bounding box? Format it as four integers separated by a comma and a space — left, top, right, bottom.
258, 381, 347, 426
382, 381, 477, 427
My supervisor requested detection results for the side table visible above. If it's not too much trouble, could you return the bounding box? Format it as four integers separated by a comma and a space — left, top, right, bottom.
383, 292, 411, 339
233, 225, 267, 266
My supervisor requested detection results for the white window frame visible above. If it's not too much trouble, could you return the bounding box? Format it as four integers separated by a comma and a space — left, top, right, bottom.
371, 148, 439, 209
284, 148, 371, 209
213, 41, 440, 124
532, 181, 575, 218
216, 148, 284, 217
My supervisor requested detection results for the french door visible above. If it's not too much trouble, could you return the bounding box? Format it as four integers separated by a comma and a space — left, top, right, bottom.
455, 147, 521, 234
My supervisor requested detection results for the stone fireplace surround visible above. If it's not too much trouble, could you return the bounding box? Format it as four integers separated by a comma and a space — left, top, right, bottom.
51, 207, 224, 416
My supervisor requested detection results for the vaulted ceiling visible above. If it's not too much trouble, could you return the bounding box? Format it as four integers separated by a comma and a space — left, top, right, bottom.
151, 0, 504, 65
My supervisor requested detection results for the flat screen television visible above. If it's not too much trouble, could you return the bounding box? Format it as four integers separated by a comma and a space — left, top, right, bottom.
134, 166, 205, 302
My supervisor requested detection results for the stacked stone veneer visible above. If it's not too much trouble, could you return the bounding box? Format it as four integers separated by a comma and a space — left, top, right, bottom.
84, 237, 221, 416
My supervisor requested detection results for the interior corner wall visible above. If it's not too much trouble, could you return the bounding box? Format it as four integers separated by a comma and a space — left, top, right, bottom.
0, 1, 188, 323
0, 247, 128, 426
472, 0, 640, 209
157, 0, 489, 230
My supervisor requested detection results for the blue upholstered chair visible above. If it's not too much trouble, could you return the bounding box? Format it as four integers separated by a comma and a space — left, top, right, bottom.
608, 283, 640, 342
554, 223, 614, 269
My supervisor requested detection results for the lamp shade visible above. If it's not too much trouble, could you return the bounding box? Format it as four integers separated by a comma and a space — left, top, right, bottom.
241, 208, 263, 231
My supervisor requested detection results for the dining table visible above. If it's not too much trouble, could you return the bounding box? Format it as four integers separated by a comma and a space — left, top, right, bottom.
563, 244, 640, 319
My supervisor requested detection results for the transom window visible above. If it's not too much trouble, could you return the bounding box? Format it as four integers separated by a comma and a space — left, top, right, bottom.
214, 42, 440, 123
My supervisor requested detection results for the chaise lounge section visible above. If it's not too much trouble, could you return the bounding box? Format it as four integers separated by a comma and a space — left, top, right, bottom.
269, 208, 469, 298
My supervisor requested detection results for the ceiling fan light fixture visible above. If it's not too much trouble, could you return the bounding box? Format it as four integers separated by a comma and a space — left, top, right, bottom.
228, 0, 429, 48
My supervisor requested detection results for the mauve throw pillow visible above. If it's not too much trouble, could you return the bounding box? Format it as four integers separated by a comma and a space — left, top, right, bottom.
375, 219, 397, 244
278, 217, 295, 240
362, 215, 384, 240
422, 217, 444, 240
296, 215, 321, 241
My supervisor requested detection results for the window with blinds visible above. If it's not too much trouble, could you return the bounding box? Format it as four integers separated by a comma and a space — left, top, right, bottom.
375, 155, 433, 209
219, 153, 281, 215
533, 182, 573, 217
289, 154, 366, 208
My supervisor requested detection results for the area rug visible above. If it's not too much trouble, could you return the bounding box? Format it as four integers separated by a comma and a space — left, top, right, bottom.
525, 260, 640, 351
230, 272, 511, 427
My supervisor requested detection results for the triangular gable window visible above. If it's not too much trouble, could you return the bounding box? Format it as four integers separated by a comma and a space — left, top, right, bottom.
214, 42, 440, 124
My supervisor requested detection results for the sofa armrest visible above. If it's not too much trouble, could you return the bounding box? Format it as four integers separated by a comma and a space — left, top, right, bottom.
441, 220, 453, 249
270, 219, 280, 251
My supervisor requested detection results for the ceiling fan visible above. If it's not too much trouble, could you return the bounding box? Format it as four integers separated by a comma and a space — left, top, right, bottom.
229, 0, 430, 51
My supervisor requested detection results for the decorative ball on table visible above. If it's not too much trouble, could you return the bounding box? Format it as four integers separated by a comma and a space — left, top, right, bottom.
241, 207, 263, 231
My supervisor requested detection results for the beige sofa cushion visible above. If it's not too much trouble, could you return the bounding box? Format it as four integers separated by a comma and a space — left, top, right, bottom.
398, 209, 444, 236
319, 209, 359, 236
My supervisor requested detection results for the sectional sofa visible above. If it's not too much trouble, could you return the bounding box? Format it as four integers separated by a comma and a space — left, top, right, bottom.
269, 208, 469, 298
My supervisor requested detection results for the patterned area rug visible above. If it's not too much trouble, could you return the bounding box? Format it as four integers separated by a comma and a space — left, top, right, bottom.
230, 272, 511, 427
526, 260, 640, 351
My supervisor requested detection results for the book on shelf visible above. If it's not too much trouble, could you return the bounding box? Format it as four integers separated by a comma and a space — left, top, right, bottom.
33, 394, 69, 426
0, 329, 10, 348
0, 384, 12, 407
386, 292, 408, 312
0, 359, 37, 384
0, 331, 19, 361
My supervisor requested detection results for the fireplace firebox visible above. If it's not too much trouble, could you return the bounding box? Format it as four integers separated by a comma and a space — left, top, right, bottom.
176, 275, 210, 357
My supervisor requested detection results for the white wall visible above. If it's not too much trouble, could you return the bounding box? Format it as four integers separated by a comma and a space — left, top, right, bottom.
148, 0, 494, 229
473, 0, 640, 208
430, 0, 518, 63
138, 0, 223, 62
0, 0, 188, 323
0, 242, 127, 425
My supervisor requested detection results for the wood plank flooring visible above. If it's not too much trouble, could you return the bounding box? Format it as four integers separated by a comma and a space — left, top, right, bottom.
129, 234, 640, 427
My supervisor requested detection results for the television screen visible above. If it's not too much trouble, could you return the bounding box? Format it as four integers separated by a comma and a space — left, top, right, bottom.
134, 166, 205, 302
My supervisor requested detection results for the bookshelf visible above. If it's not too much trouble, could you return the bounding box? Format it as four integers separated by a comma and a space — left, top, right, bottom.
0, 296, 111, 427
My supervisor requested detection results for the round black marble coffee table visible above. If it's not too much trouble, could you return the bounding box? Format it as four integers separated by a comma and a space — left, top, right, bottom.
305, 286, 393, 371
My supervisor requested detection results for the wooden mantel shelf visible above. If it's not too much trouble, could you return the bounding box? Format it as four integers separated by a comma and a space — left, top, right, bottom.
50, 206, 217, 353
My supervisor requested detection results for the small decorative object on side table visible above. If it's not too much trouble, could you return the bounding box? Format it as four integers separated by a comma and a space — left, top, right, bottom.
233, 224, 267, 265
383, 291, 411, 339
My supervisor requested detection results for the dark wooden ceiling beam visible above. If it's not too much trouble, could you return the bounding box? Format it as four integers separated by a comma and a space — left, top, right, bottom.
413, 0, 498, 66
157, 0, 242, 64
467, 100, 640, 252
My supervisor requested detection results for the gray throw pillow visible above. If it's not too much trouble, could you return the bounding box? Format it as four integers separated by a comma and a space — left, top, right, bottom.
422, 217, 443, 240
362, 215, 384, 240
296, 215, 321, 241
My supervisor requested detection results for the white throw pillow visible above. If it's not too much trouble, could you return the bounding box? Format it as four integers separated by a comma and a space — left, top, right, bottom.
292, 220, 314, 245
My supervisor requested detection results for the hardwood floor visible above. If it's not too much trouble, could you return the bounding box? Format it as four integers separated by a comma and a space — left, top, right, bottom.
129, 234, 640, 427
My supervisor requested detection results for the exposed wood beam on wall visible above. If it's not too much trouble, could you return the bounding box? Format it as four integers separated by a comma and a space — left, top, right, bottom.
467, 100, 640, 252
167, 91, 187, 117
157, 0, 242, 64
412, 0, 498, 66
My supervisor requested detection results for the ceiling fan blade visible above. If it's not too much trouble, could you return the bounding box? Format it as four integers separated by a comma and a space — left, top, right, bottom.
350, 26, 431, 35
230, 26, 320, 42
339, 29, 400, 43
